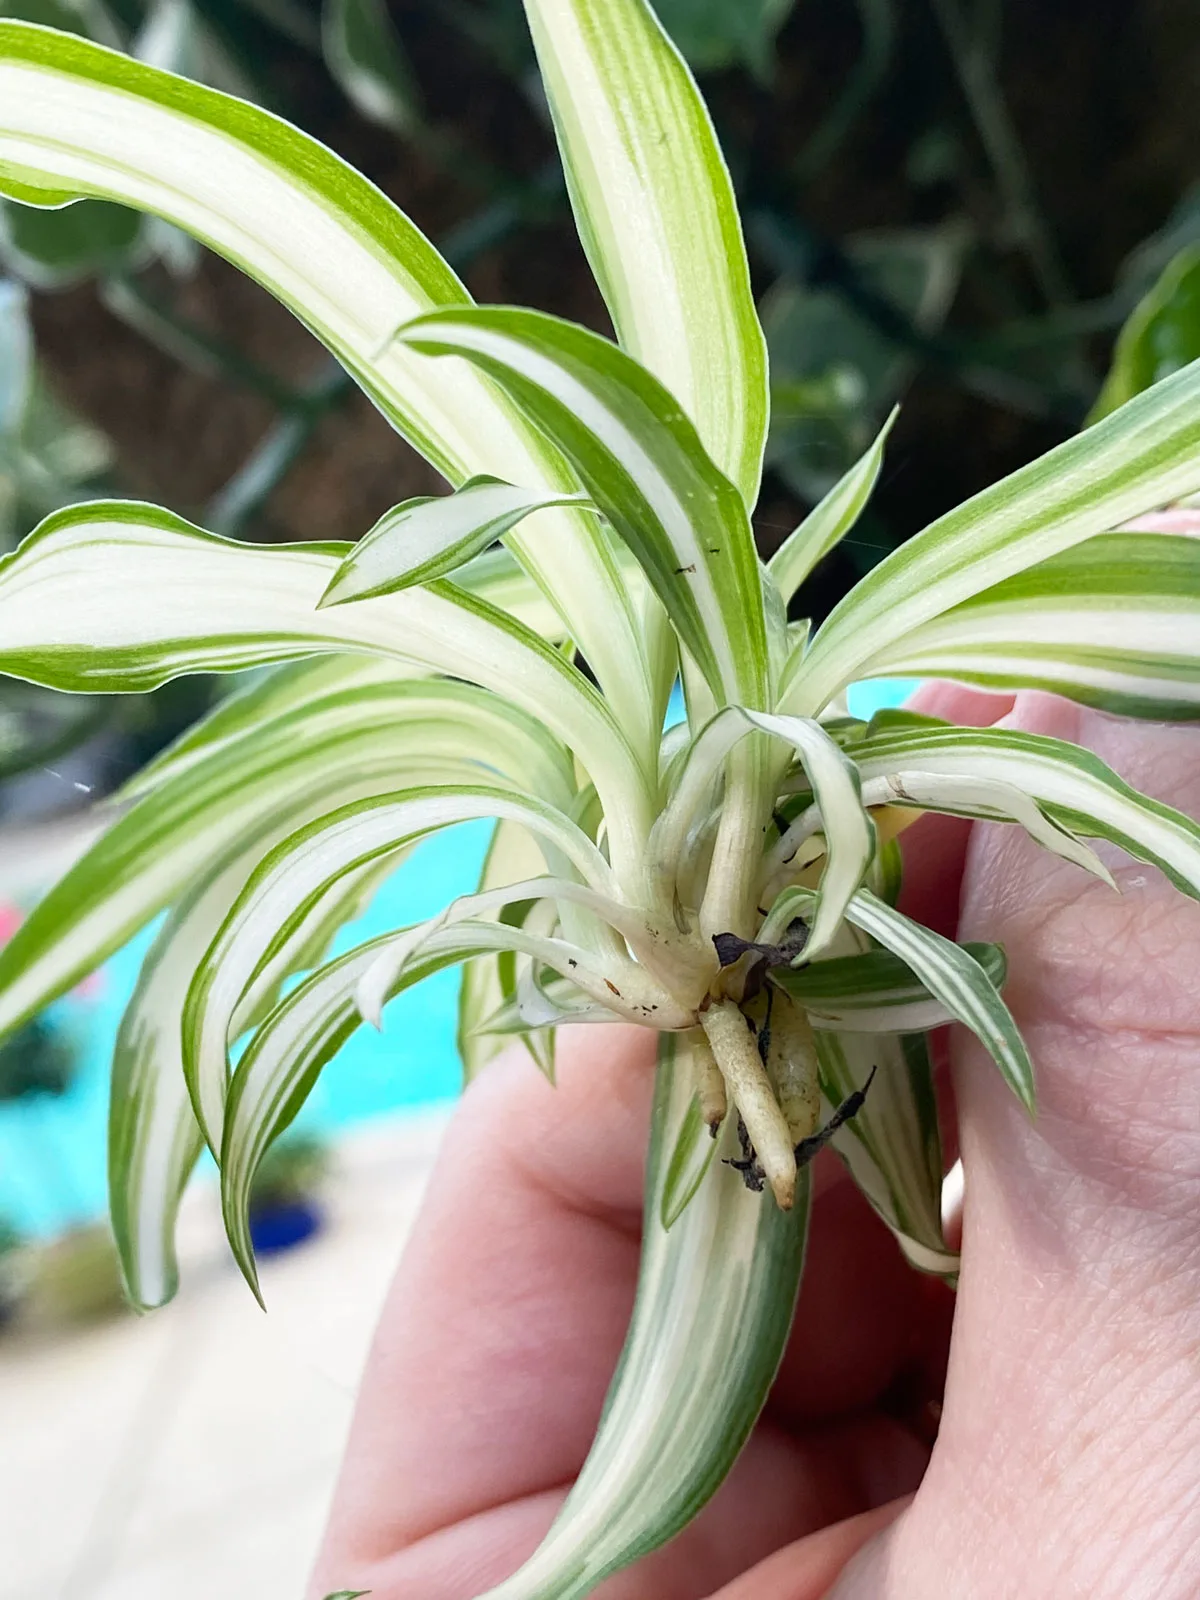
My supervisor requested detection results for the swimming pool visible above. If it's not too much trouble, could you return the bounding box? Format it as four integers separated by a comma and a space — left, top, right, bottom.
0, 679, 916, 1236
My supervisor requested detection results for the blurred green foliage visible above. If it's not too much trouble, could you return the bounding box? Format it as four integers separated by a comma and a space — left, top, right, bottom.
248, 1130, 331, 1213
0, 1014, 78, 1102
1091, 245, 1200, 422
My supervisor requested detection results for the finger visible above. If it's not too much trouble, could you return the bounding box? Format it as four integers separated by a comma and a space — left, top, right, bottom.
312, 1026, 940, 1593
707, 1497, 912, 1600
833, 694, 1200, 1597
896, 681, 1014, 938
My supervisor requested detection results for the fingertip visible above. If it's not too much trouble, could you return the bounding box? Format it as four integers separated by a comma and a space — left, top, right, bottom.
707, 1497, 912, 1600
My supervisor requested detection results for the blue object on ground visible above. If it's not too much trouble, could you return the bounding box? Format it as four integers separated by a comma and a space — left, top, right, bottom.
248, 1199, 323, 1257
0, 679, 918, 1237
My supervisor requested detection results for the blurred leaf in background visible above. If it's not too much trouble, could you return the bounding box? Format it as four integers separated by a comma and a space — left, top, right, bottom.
0, 279, 112, 546
762, 225, 965, 508
0, 1013, 77, 1101
322, 0, 420, 132
653, 0, 795, 77
1091, 244, 1200, 421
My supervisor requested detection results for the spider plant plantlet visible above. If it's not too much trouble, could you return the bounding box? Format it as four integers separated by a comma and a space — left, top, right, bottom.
2, 3, 1200, 1595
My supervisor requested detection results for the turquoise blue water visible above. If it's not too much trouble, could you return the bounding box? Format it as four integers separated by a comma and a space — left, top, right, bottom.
0, 678, 915, 1236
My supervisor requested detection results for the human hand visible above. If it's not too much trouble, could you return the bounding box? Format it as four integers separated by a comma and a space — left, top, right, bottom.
309, 689, 1200, 1600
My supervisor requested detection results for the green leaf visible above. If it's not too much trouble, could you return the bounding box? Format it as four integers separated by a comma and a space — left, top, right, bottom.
0, 195, 144, 289
456, 818, 556, 1081
0, 502, 654, 880
777, 886, 1032, 1107
658, 1032, 720, 1228
778, 939, 1006, 1033
739, 710, 876, 958
813, 1027, 954, 1276
651, 0, 794, 76
845, 889, 1034, 1111
791, 357, 1200, 712
862, 531, 1200, 720
322, 0, 419, 133
319, 477, 593, 607
521, 0, 768, 507
0, 20, 656, 760
109, 874, 234, 1310
183, 784, 617, 1149
473, 1030, 809, 1600
220, 928, 492, 1297
402, 305, 770, 709
848, 720, 1200, 905
763, 227, 961, 504
0, 676, 571, 1042
771, 758, 1113, 890
766, 407, 896, 604
1092, 245, 1200, 422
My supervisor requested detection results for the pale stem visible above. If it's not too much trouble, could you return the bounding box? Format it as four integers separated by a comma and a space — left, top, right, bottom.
700, 737, 774, 943
701, 999, 797, 1210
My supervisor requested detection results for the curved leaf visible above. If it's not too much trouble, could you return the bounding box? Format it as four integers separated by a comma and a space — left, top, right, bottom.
521, 0, 767, 509
778, 939, 1007, 1033
319, 477, 593, 606
0, 501, 654, 879
474, 1031, 809, 1600
0, 676, 569, 1041
741, 710, 876, 958
850, 720, 1200, 903
791, 357, 1200, 711
401, 305, 769, 708
775, 886, 1033, 1109
0, 19, 656, 759
182, 785, 617, 1148
862, 530, 1200, 720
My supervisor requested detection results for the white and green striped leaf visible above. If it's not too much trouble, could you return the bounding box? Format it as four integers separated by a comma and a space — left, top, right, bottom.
778, 940, 1006, 1033
834, 888, 1034, 1110
0, 677, 568, 1043
860, 531, 1200, 720
790, 357, 1200, 711
108, 875, 232, 1311
401, 306, 770, 709
456, 817, 554, 1082
740, 710, 876, 959
767, 408, 897, 604
850, 720, 1200, 904
319, 477, 594, 608
0, 502, 654, 880
771, 764, 1112, 891
521, 0, 767, 510
474, 1030, 809, 1600
657, 1031, 722, 1229
813, 1028, 954, 1277
182, 785, 618, 1148
220, 927, 479, 1297
123, 655, 419, 797
0, 19, 657, 759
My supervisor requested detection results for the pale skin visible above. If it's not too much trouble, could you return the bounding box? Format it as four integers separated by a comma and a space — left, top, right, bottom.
309, 687, 1200, 1600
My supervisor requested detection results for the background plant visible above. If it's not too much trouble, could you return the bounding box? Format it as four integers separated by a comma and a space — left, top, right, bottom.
1, 5, 1200, 1600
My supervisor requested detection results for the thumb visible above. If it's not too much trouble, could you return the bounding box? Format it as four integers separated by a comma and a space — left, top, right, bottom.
833, 694, 1200, 1599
